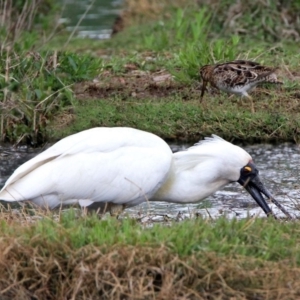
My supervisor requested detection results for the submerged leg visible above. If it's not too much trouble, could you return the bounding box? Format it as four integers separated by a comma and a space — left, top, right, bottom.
109, 203, 126, 218
82, 201, 126, 218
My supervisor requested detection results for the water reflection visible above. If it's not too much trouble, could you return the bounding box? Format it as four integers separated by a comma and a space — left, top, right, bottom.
0, 142, 299, 219
61, 0, 121, 39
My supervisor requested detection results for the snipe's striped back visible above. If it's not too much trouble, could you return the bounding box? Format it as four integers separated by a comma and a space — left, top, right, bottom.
199, 60, 282, 112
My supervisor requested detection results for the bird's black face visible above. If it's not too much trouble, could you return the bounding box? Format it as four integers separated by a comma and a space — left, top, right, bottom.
237, 161, 273, 216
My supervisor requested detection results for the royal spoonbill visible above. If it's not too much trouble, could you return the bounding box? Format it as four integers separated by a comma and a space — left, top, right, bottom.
0, 127, 287, 217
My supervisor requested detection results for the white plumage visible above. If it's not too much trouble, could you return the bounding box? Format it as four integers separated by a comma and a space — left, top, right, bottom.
0, 127, 275, 215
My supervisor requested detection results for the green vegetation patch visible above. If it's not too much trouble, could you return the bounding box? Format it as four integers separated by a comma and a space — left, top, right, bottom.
50, 93, 300, 143
1, 0, 300, 144
0, 51, 101, 144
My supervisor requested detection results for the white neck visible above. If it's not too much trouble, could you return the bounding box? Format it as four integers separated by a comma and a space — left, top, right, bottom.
152, 135, 251, 204
152, 153, 230, 204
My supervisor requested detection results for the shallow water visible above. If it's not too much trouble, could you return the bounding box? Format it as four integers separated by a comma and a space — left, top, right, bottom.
126, 143, 300, 220
0, 142, 299, 220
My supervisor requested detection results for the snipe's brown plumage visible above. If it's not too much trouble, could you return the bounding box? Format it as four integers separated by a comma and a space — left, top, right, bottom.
199, 60, 283, 112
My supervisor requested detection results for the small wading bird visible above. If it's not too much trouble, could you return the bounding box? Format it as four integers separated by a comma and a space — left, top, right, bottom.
0, 127, 291, 218
199, 60, 283, 113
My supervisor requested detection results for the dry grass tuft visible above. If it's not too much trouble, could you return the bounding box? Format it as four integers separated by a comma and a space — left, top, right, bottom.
0, 237, 299, 299
0, 208, 300, 299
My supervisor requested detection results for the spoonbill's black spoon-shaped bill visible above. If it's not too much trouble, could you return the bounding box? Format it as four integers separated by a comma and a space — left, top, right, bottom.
0, 127, 290, 218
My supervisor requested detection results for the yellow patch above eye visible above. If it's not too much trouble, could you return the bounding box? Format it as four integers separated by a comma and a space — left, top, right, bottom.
245, 166, 252, 172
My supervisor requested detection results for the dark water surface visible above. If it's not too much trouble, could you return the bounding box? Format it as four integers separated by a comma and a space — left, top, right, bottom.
0, 142, 299, 219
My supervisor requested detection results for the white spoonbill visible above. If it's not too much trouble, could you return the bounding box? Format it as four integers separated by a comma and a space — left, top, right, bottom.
0, 127, 286, 217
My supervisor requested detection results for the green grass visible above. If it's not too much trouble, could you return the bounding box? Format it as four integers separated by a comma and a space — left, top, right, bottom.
1, 1, 300, 144
1, 210, 300, 262
49, 96, 300, 143
44, 5, 300, 144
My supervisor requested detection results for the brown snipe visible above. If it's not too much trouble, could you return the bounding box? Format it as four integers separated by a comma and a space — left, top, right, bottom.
199, 60, 282, 112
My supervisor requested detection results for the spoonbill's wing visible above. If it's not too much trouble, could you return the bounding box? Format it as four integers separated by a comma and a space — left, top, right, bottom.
0, 127, 173, 208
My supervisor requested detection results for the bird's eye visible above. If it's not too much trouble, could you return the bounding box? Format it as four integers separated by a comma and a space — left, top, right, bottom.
244, 166, 252, 173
